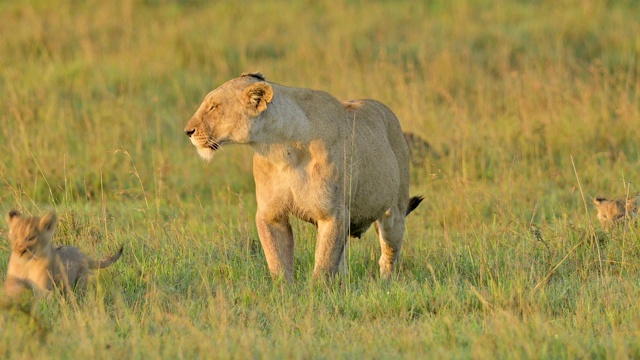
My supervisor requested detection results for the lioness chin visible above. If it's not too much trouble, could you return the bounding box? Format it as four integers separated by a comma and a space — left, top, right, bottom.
4, 210, 123, 298
185, 72, 422, 281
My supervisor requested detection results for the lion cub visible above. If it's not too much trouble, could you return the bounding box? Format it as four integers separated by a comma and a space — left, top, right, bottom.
593, 196, 640, 229
4, 210, 123, 298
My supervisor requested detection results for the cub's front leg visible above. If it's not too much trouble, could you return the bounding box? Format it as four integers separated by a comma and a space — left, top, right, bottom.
4, 276, 33, 299
255, 212, 295, 282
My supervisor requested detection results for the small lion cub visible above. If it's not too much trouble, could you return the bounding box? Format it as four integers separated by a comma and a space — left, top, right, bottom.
4, 210, 123, 298
593, 196, 640, 229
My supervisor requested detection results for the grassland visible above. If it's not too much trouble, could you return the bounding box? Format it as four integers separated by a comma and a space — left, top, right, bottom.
1, 0, 639, 358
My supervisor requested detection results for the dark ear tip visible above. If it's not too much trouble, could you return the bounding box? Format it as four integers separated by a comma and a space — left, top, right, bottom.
8, 210, 20, 218
241, 72, 265, 81
39, 211, 58, 230
594, 197, 606, 204
46, 211, 58, 221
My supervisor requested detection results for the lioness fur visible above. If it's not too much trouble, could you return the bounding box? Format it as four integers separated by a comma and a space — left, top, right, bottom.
593, 196, 639, 229
185, 72, 422, 281
4, 210, 123, 298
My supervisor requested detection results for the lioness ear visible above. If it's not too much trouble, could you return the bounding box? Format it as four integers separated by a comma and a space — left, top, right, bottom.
593, 197, 606, 206
244, 82, 274, 114
7, 210, 21, 226
39, 212, 57, 232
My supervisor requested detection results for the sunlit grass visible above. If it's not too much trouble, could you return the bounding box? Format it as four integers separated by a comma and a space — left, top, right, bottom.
1, 0, 639, 358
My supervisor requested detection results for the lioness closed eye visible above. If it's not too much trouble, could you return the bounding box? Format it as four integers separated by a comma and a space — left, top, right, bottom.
185, 72, 423, 281
4, 210, 123, 298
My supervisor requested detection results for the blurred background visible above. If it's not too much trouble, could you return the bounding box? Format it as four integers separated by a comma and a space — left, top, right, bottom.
0, 0, 639, 233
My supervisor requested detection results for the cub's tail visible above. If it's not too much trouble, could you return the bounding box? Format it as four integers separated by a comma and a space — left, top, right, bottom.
89, 246, 124, 269
406, 195, 424, 216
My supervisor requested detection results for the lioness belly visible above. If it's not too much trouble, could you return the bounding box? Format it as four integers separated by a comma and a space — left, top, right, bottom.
349, 220, 374, 238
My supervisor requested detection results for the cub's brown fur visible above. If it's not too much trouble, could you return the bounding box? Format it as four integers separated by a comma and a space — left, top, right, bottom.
185, 73, 422, 281
593, 196, 639, 229
4, 210, 123, 298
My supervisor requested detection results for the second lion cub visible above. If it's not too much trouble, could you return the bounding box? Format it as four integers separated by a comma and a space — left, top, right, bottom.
593, 196, 640, 229
4, 210, 123, 298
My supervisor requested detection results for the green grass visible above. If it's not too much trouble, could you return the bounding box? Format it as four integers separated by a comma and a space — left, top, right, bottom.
1, 0, 640, 358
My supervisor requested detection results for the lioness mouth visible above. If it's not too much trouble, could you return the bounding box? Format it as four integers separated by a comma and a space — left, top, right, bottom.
203, 138, 220, 151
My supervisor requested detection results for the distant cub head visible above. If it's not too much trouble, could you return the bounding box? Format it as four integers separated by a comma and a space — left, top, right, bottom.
593, 197, 638, 229
6, 210, 56, 259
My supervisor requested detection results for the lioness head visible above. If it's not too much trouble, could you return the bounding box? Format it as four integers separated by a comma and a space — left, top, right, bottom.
184, 72, 274, 160
6, 210, 56, 259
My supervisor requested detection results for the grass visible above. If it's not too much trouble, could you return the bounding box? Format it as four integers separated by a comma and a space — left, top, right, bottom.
1, 0, 640, 358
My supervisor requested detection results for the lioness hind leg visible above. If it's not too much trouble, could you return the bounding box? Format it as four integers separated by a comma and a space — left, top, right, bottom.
376, 207, 406, 279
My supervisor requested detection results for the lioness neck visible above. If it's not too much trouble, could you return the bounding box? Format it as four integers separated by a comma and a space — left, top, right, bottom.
249, 85, 311, 145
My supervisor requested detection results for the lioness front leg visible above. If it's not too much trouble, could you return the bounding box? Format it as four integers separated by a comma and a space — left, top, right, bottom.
255, 213, 295, 282
312, 218, 347, 278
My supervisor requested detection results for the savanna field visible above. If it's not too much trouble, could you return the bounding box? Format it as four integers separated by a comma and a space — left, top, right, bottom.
1, 0, 639, 358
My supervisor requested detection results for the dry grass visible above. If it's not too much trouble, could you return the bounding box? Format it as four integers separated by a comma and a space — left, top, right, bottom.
1, 0, 640, 358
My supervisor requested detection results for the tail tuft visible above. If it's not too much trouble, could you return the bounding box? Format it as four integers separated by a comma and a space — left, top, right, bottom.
406, 195, 424, 216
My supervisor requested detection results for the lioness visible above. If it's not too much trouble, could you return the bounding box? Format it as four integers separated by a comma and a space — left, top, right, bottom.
5, 210, 123, 298
185, 73, 422, 281
593, 196, 639, 229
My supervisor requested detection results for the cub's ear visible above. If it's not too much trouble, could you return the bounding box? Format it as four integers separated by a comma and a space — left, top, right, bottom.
244, 82, 274, 115
7, 210, 21, 225
39, 212, 57, 232
593, 197, 607, 206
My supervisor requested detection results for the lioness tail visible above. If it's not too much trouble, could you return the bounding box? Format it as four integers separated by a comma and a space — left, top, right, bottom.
89, 246, 123, 269
406, 196, 424, 216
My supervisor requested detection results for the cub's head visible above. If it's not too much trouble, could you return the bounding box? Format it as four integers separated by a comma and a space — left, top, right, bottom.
6, 210, 57, 259
184, 72, 274, 161
593, 197, 632, 229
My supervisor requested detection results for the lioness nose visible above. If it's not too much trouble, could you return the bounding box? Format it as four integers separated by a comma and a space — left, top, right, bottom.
185, 128, 196, 137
